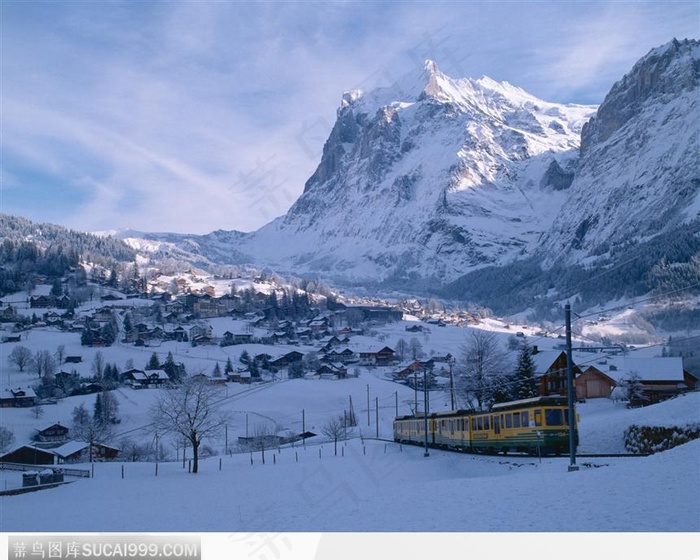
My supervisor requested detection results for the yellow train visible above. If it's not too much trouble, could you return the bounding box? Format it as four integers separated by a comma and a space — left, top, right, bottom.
393, 396, 578, 455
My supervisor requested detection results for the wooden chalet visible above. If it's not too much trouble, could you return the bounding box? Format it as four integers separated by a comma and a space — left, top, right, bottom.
532, 350, 582, 397
35, 422, 69, 443
29, 295, 55, 308
359, 346, 396, 367
227, 370, 252, 384
145, 369, 170, 386
122, 368, 148, 387
594, 356, 698, 405
316, 363, 348, 379
0, 445, 57, 465
394, 359, 434, 380
1, 387, 38, 408
223, 331, 254, 345
269, 351, 304, 369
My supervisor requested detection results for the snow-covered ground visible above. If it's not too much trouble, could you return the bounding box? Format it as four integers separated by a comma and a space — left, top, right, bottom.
2, 376, 698, 533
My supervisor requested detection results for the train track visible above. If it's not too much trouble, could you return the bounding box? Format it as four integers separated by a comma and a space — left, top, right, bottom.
366, 437, 650, 459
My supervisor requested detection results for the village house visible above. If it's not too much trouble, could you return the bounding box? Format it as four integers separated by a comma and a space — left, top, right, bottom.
359, 346, 396, 367
227, 370, 252, 384
269, 351, 304, 370
0, 387, 38, 408
393, 359, 435, 380
316, 363, 348, 379
222, 331, 254, 345
122, 368, 148, 387
588, 356, 698, 404
34, 422, 69, 443
532, 349, 583, 397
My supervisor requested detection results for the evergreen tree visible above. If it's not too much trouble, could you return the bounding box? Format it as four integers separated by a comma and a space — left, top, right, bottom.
50, 278, 63, 297
81, 327, 94, 347
146, 352, 160, 370
225, 357, 234, 374
212, 362, 222, 378
511, 343, 539, 400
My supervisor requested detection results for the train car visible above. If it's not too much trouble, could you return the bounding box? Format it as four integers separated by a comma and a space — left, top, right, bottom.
393, 396, 578, 456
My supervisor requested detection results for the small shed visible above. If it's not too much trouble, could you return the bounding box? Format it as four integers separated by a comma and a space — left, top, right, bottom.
575, 366, 617, 399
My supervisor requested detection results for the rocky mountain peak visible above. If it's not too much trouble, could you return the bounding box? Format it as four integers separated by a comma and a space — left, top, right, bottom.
581, 38, 699, 154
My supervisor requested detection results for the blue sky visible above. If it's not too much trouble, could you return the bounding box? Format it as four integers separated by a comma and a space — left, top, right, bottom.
1, 1, 698, 234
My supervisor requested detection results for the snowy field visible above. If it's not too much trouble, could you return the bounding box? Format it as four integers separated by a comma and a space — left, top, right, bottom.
2, 383, 698, 534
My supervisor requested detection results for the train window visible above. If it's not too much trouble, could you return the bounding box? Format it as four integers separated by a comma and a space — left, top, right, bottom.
505, 414, 512, 428
564, 409, 571, 426
522, 411, 529, 426
513, 413, 521, 428
534, 410, 542, 426
471, 418, 476, 431
545, 409, 563, 426
484, 416, 490, 430
477, 417, 483, 431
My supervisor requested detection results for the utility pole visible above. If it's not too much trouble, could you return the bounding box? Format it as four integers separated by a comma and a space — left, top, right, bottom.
565, 304, 578, 472
375, 396, 379, 438
423, 367, 429, 457
449, 358, 456, 410
367, 384, 370, 427
414, 370, 418, 414
395, 391, 398, 417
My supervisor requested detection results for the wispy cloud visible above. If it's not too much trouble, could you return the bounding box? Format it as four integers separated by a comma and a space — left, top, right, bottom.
2, 1, 697, 234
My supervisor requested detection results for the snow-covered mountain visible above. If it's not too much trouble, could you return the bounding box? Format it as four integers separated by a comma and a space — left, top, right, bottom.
539, 38, 700, 266
85, 39, 700, 313
242, 60, 596, 285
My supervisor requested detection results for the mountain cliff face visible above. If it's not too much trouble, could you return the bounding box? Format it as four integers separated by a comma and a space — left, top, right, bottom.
244, 60, 596, 285
539, 38, 700, 267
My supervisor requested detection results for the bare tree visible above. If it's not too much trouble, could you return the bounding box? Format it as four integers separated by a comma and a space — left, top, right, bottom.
409, 337, 424, 360
321, 415, 345, 456
8, 345, 34, 372
456, 330, 507, 410
395, 338, 408, 361
0, 426, 15, 452
34, 350, 57, 379
32, 403, 45, 419
92, 351, 105, 381
150, 377, 228, 473
55, 344, 66, 365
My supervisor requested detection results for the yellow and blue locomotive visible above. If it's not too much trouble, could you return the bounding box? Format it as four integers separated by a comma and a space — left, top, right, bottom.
393, 396, 578, 455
